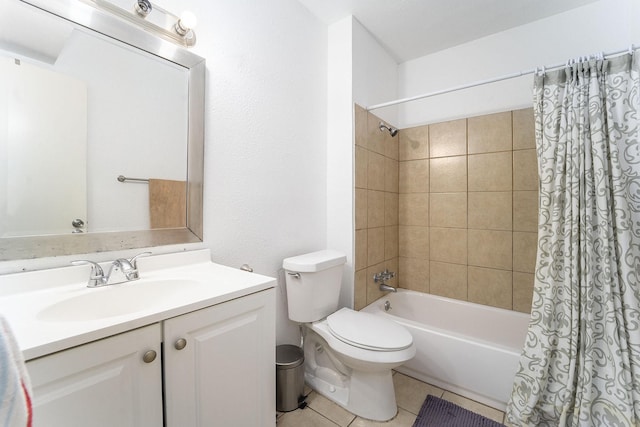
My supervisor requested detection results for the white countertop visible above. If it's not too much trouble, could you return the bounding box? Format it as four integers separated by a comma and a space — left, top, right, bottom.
0, 249, 276, 360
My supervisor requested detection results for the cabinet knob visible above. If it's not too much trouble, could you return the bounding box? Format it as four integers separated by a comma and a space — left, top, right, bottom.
142, 350, 157, 363
174, 338, 187, 350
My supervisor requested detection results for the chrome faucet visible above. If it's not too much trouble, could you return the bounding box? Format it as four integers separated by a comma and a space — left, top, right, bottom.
379, 283, 397, 293
72, 252, 151, 287
373, 269, 397, 293
106, 258, 138, 284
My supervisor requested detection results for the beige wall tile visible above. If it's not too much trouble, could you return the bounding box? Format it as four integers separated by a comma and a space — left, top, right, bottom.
468, 229, 512, 270
513, 231, 537, 273
430, 193, 467, 228
354, 104, 367, 148
366, 112, 385, 155
367, 227, 385, 266
386, 258, 398, 288
513, 108, 535, 150
513, 191, 538, 232
368, 151, 385, 191
399, 225, 429, 259
367, 190, 385, 228
468, 151, 512, 192
468, 192, 512, 231
430, 227, 467, 264
357, 107, 541, 313
367, 259, 398, 304
430, 156, 467, 193
513, 272, 535, 313
399, 193, 429, 226
468, 111, 512, 154
399, 257, 429, 293
355, 188, 367, 230
430, 262, 467, 300
430, 119, 467, 158
399, 125, 429, 160
385, 226, 398, 260
355, 229, 367, 271
385, 157, 399, 192
355, 146, 368, 189
366, 262, 386, 304
514, 149, 539, 191
399, 159, 429, 193
385, 192, 399, 226
468, 266, 513, 309
354, 269, 368, 311
385, 131, 399, 160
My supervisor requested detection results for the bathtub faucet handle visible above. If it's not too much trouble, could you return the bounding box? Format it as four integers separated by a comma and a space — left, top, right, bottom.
374, 269, 396, 284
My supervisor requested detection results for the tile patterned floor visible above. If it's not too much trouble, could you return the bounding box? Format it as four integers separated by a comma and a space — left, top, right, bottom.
276, 372, 507, 426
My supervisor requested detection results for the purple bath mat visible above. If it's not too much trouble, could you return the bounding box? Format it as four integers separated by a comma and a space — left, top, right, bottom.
412, 395, 504, 427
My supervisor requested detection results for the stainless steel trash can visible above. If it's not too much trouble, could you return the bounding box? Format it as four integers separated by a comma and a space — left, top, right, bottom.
276, 344, 304, 412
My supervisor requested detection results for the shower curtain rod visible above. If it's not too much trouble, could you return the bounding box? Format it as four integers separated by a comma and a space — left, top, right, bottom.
366, 45, 637, 111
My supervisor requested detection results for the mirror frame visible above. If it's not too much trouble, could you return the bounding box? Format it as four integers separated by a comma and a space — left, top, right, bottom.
0, 0, 205, 261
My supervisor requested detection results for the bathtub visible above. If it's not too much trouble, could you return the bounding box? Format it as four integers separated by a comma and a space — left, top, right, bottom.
361, 289, 530, 411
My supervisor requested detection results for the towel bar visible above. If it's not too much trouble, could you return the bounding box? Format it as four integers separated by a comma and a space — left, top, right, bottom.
117, 175, 149, 183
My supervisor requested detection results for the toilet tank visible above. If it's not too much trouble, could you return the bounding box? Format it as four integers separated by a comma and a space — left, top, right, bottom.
282, 250, 347, 323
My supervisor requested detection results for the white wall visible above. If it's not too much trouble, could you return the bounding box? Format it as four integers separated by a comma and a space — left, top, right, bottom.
396, 0, 640, 127
327, 16, 354, 309
161, 0, 328, 345
352, 20, 398, 125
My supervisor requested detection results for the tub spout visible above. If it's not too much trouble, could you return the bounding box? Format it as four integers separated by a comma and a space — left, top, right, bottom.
379, 283, 397, 293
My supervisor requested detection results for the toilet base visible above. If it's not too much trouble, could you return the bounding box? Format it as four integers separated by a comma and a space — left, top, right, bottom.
303, 328, 399, 422
305, 368, 397, 421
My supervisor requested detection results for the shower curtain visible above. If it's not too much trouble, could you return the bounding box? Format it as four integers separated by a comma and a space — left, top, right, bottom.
507, 53, 640, 426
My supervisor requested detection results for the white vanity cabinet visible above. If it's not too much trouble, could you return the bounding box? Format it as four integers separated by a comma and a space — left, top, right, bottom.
25, 288, 276, 427
3, 250, 277, 426
164, 289, 276, 427
27, 324, 163, 427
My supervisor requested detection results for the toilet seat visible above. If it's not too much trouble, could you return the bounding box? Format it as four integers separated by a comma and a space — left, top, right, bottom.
326, 308, 413, 351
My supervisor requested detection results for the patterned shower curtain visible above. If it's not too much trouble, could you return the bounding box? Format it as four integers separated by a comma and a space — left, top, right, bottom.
506, 53, 640, 426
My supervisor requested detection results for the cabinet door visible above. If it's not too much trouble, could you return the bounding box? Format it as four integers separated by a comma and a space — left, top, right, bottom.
26, 324, 163, 427
164, 289, 275, 427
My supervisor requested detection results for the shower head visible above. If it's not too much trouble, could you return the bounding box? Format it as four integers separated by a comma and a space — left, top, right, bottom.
379, 121, 398, 137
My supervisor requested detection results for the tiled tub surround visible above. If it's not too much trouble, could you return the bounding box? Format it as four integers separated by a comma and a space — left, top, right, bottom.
354, 106, 537, 313
354, 106, 400, 310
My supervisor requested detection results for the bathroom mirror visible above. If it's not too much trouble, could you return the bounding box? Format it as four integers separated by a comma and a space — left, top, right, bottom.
0, 0, 205, 260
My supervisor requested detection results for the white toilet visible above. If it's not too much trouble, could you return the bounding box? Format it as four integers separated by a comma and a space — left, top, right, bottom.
283, 250, 415, 421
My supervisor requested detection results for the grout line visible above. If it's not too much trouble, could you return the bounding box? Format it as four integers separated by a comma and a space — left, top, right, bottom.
304, 405, 344, 427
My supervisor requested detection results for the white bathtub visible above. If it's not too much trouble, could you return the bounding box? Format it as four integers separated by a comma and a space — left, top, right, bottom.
361, 289, 530, 411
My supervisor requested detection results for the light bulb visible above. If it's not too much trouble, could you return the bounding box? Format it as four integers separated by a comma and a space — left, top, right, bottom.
179, 11, 197, 30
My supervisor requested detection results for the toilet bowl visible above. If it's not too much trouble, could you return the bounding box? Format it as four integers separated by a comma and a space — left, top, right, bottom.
303, 308, 415, 421
283, 250, 416, 421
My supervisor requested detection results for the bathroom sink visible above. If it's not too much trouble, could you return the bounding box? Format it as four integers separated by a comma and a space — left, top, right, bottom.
37, 279, 204, 322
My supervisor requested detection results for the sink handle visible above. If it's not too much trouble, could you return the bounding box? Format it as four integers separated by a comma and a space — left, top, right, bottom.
71, 260, 106, 287
130, 251, 152, 268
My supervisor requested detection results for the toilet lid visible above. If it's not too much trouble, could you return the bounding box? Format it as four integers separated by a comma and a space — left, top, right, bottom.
326, 308, 413, 351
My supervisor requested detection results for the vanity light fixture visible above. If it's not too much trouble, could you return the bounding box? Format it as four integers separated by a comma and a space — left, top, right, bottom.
88, 0, 198, 47
175, 11, 197, 37
134, 0, 151, 18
